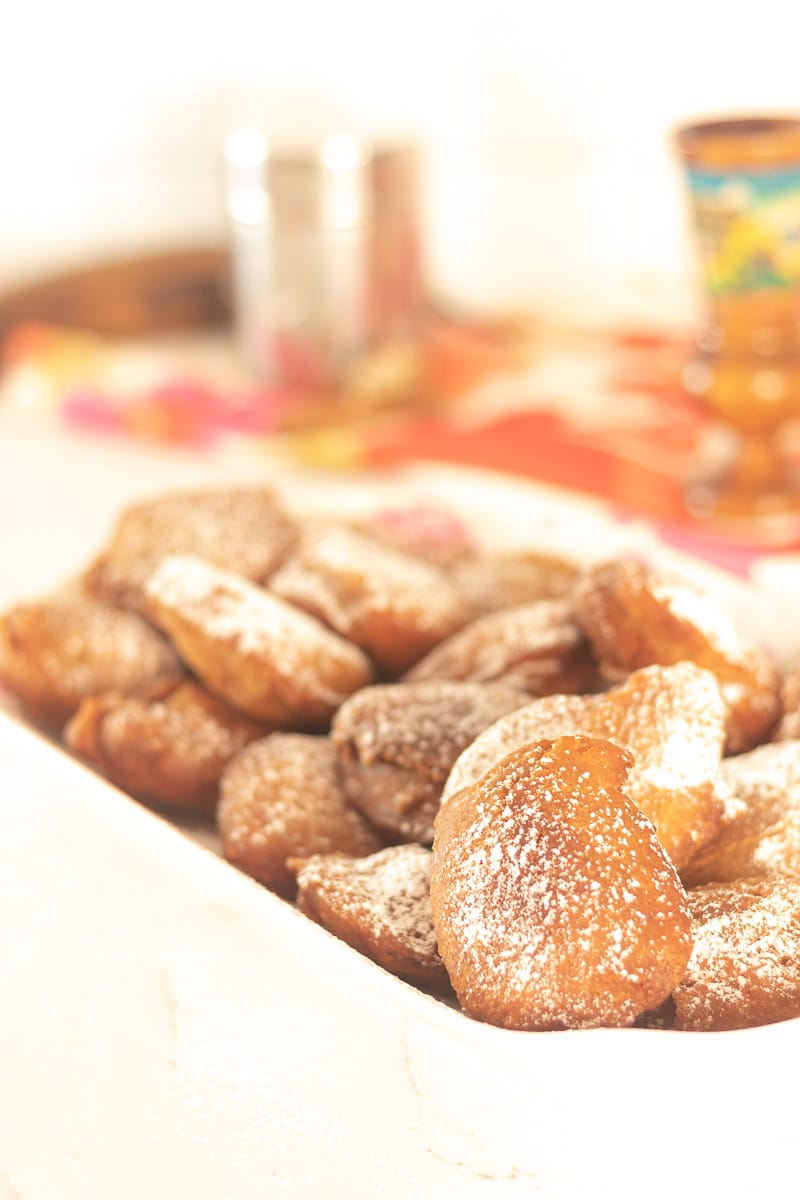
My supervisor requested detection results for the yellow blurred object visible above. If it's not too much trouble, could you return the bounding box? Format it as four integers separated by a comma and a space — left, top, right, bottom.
283, 426, 366, 469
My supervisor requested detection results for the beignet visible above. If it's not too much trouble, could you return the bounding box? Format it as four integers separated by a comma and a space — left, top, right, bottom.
143, 555, 374, 726
452, 549, 579, 618
270, 522, 470, 676
294, 844, 451, 991
65, 681, 267, 811
86, 487, 297, 612
0, 595, 183, 729
405, 599, 601, 697
574, 558, 782, 754
442, 662, 728, 871
431, 735, 693, 1031
673, 877, 800, 1031
682, 739, 800, 886
331, 679, 530, 843
218, 733, 382, 897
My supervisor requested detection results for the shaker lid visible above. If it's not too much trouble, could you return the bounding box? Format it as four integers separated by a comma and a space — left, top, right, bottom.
225, 130, 373, 230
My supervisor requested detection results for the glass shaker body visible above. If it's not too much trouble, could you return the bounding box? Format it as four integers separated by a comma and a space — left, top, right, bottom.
226, 132, 424, 391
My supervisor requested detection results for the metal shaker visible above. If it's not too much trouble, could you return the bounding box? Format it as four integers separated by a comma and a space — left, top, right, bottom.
225, 130, 425, 389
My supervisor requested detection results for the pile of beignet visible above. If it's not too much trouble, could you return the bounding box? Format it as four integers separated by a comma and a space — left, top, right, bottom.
3, 483, 800, 1034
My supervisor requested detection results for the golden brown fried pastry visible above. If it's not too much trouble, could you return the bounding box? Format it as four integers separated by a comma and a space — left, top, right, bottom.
442, 662, 727, 872
774, 669, 800, 741
0, 596, 183, 729
65, 681, 267, 811
682, 740, 800, 886
270, 522, 470, 676
86, 487, 297, 612
443, 692, 590, 801
574, 558, 782, 754
405, 599, 601, 697
143, 555, 374, 726
330, 680, 530, 844
672, 877, 800, 1031
293, 844, 451, 991
431, 735, 693, 1031
452, 550, 579, 618
218, 733, 383, 897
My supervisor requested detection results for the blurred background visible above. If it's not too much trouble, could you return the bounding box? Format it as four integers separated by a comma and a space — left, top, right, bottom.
4, 0, 800, 324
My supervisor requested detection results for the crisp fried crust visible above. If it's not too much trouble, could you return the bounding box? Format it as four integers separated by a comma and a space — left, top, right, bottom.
574, 558, 783, 754
294, 844, 452, 992
143, 555, 374, 727
270, 521, 470, 677
86, 487, 297, 612
673, 877, 800, 1031
331, 679, 529, 843
431, 735, 693, 1031
218, 733, 383, 897
406, 599, 601, 697
0, 596, 183, 729
65, 681, 267, 811
442, 663, 728, 872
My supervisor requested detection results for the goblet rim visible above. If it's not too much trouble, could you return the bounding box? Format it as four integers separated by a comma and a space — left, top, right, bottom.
674, 113, 800, 167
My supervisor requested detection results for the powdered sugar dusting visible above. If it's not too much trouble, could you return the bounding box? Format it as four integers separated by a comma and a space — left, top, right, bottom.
270, 522, 469, 650
674, 878, 800, 1030
146, 555, 330, 655
143, 555, 374, 722
65, 681, 265, 808
299, 845, 438, 954
721, 740, 800, 877
218, 733, 381, 896
442, 693, 592, 803
87, 486, 297, 609
294, 844, 450, 989
452, 549, 579, 617
652, 579, 750, 664
332, 680, 529, 784
0, 596, 183, 723
441, 663, 726, 853
407, 598, 593, 693
432, 736, 692, 1030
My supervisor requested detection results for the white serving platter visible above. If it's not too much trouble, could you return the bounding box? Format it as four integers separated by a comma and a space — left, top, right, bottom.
1, 421, 799, 1200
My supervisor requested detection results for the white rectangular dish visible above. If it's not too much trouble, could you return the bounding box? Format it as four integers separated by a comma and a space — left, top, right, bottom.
2, 422, 799, 1200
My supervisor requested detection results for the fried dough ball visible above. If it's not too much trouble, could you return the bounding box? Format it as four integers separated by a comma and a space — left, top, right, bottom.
442, 662, 727, 872
405, 599, 601, 697
0, 596, 183, 729
330, 680, 530, 844
218, 733, 383, 897
672, 877, 800, 1031
293, 844, 451, 992
431, 735, 693, 1031
143, 555, 374, 726
270, 522, 470, 676
774, 669, 800, 741
64, 681, 267, 811
86, 487, 297, 612
443, 693, 590, 803
452, 550, 579, 618
574, 558, 782, 754
682, 740, 800, 887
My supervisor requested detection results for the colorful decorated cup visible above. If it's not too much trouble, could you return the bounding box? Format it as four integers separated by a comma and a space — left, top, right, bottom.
675, 115, 800, 520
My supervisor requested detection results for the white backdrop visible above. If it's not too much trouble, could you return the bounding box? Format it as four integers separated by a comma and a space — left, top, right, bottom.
3, 0, 800, 318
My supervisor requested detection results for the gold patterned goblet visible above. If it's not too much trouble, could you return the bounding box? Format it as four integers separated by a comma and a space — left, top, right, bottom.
675, 115, 800, 523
